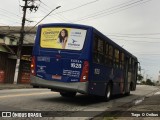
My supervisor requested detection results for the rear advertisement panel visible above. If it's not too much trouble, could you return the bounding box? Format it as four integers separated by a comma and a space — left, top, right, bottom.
40, 27, 87, 50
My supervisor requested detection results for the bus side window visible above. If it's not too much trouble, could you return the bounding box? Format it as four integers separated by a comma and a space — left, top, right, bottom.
120, 52, 124, 69
129, 57, 132, 72
104, 42, 109, 65
114, 49, 119, 68
93, 36, 98, 63
97, 38, 104, 64
97, 38, 104, 52
132, 59, 135, 72
108, 45, 113, 66
93, 36, 104, 64
93, 36, 98, 52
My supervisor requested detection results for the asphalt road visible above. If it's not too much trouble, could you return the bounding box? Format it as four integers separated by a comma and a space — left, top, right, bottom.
0, 85, 159, 120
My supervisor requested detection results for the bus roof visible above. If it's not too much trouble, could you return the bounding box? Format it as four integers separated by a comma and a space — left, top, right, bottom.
39, 23, 93, 30
39, 23, 137, 60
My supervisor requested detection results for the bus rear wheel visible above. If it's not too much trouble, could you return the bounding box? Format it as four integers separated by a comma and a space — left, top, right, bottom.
125, 85, 131, 96
33, 85, 39, 88
60, 92, 76, 97
104, 83, 112, 101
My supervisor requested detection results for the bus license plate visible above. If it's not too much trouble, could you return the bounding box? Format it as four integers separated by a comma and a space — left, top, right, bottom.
52, 75, 62, 80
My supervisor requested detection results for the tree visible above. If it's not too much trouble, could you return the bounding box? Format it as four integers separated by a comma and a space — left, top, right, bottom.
141, 81, 146, 85
137, 74, 143, 81
146, 79, 155, 86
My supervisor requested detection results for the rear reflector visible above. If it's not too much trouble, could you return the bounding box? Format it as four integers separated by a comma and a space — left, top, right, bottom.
80, 61, 89, 82
31, 56, 36, 76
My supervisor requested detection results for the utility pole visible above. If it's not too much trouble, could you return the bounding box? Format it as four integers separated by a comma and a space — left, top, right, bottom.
14, 0, 39, 84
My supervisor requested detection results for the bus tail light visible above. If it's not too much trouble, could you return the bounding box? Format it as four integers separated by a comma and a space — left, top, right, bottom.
80, 61, 89, 82
31, 56, 36, 76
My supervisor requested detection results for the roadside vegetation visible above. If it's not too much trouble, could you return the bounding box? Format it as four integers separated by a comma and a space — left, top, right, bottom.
137, 74, 156, 86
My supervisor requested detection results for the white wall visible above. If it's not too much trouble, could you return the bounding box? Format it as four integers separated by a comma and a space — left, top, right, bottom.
4, 37, 11, 45
0, 38, 4, 43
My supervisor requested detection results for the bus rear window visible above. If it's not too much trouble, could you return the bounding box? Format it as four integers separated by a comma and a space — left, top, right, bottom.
40, 27, 87, 50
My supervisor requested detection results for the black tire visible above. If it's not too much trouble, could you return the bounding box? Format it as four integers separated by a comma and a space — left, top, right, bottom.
104, 83, 112, 101
60, 92, 76, 97
33, 86, 39, 88
125, 85, 131, 96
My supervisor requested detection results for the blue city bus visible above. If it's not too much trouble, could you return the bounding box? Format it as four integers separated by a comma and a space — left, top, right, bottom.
30, 23, 138, 101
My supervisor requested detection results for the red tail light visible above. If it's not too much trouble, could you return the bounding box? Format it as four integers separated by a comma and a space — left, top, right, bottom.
80, 61, 89, 82
31, 56, 36, 76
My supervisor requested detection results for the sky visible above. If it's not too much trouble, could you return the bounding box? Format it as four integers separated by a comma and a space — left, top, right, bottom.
0, 0, 160, 81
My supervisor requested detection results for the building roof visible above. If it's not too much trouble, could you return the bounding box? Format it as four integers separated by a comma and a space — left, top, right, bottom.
0, 44, 15, 54
0, 26, 36, 33
0, 26, 36, 44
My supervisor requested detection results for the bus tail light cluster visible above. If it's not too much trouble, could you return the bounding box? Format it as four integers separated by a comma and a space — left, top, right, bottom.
31, 56, 36, 76
80, 61, 89, 82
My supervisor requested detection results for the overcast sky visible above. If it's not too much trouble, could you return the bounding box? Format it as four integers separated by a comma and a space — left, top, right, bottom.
0, 0, 160, 81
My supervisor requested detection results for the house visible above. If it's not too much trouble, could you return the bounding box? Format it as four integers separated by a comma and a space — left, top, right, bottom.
0, 26, 36, 84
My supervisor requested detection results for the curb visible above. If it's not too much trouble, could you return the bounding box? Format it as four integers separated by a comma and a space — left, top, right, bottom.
0, 84, 32, 90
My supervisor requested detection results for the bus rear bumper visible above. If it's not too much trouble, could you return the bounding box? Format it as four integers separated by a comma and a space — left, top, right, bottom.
30, 75, 88, 94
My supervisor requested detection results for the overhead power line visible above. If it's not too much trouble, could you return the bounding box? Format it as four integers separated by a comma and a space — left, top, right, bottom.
27, 6, 61, 33
32, 0, 99, 19
27, 1, 68, 23
107, 32, 160, 36
74, 0, 137, 21
74, 0, 153, 22
25, 0, 100, 23
111, 38, 160, 43
135, 53, 160, 55
52, 0, 100, 15
0, 18, 21, 25
36, 1, 73, 22
39, 0, 49, 8
39, 2, 69, 22
0, 13, 21, 22
0, 8, 22, 18
108, 34, 160, 40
